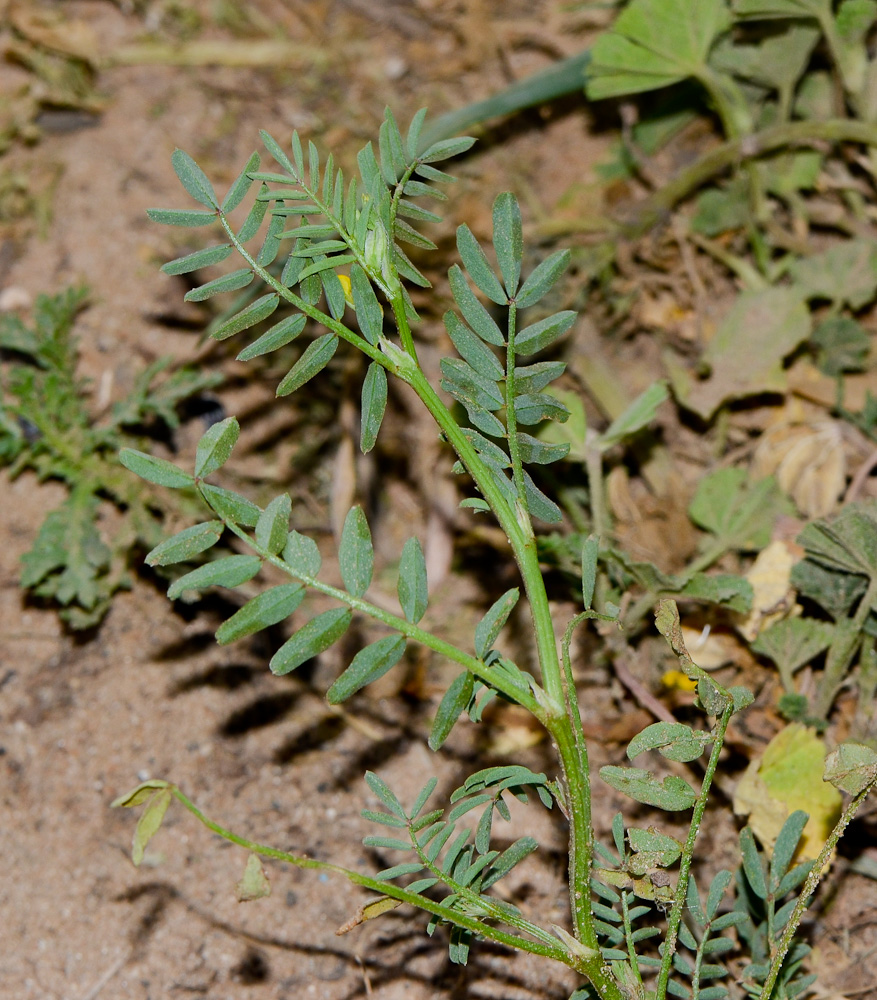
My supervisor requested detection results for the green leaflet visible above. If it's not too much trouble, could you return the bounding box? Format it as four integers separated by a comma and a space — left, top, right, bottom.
283, 530, 322, 578
456, 224, 507, 305
161, 244, 233, 276
474, 588, 519, 659
200, 484, 261, 527
270, 607, 353, 675
184, 268, 255, 302
444, 311, 504, 380
339, 506, 374, 597
515, 249, 570, 309
147, 207, 216, 227
172, 148, 218, 208
515, 310, 576, 356
360, 362, 388, 454
221, 151, 261, 213
120, 448, 195, 489
398, 536, 428, 624
216, 583, 305, 644
350, 264, 384, 345
327, 634, 407, 703
448, 264, 504, 346
255, 494, 292, 555
429, 671, 474, 750
599, 766, 697, 811
145, 520, 224, 567
194, 416, 239, 478
237, 314, 307, 361
167, 554, 262, 599
276, 334, 338, 396
627, 722, 712, 763
491, 193, 523, 296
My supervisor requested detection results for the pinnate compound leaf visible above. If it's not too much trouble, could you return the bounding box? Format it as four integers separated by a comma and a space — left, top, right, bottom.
586, 0, 731, 99
131, 786, 172, 866
194, 416, 239, 478
627, 722, 712, 763
599, 766, 697, 811
398, 536, 428, 624
216, 583, 305, 644
199, 484, 261, 527
146, 521, 224, 567
515, 249, 570, 309
172, 148, 218, 208
147, 207, 216, 227
456, 225, 508, 305
429, 671, 474, 750
276, 334, 338, 396
185, 268, 254, 303
167, 554, 262, 599
211, 293, 279, 341
120, 448, 195, 489
599, 381, 669, 450
283, 530, 321, 578
327, 635, 407, 703
270, 607, 353, 675
492, 193, 523, 296
824, 741, 877, 795
255, 494, 291, 555
448, 265, 504, 346
221, 151, 261, 213
236, 852, 271, 901
474, 588, 519, 658
515, 310, 577, 357
360, 362, 388, 454
161, 244, 232, 276
339, 506, 373, 597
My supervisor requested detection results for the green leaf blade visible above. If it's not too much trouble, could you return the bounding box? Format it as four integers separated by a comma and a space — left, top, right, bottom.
474, 588, 519, 659
456, 225, 508, 305
339, 506, 374, 598
327, 635, 407, 703
398, 536, 428, 624
276, 334, 339, 397
492, 193, 523, 296
120, 448, 195, 489
216, 583, 306, 644
167, 554, 262, 599
145, 521, 224, 567
270, 607, 353, 675
360, 362, 388, 454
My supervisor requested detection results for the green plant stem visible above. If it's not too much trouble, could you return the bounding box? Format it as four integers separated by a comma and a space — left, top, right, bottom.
584, 438, 609, 542
618, 118, 877, 238
759, 776, 877, 1000
214, 510, 544, 717
655, 701, 734, 1000
504, 301, 528, 507
166, 783, 574, 965
620, 891, 644, 988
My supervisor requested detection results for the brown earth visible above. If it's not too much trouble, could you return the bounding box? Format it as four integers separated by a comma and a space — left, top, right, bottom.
1, 2, 876, 999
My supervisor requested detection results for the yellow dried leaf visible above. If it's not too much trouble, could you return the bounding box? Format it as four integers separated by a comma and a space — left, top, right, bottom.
735, 539, 798, 642
679, 624, 740, 670
733, 724, 842, 861
336, 895, 402, 935
753, 420, 846, 518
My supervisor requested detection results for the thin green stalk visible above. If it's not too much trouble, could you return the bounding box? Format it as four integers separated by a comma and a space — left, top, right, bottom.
584, 439, 609, 542
504, 301, 529, 508
214, 509, 545, 717
759, 776, 877, 1000
167, 784, 573, 965
655, 702, 734, 1000
620, 891, 645, 989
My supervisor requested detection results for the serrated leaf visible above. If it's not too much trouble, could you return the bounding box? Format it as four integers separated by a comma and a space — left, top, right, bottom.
194, 416, 239, 478
397, 536, 429, 624
796, 499, 877, 580
120, 448, 195, 489
599, 381, 668, 450
131, 787, 172, 866
237, 313, 307, 361
456, 225, 507, 305
515, 249, 570, 309
339, 506, 373, 598
185, 268, 254, 303
516, 310, 576, 357
429, 671, 474, 751
221, 151, 261, 212
199, 484, 261, 527
790, 237, 877, 310
145, 521, 224, 567
599, 766, 697, 810
236, 853, 271, 901
492, 193, 522, 296
586, 0, 731, 99
161, 244, 233, 276
147, 207, 217, 227
270, 607, 353, 675
167, 554, 262, 599
282, 530, 321, 578
255, 494, 291, 555
360, 362, 387, 454
327, 635, 407, 703
276, 334, 338, 396
690, 469, 791, 554
628, 722, 712, 763
216, 583, 305, 644
751, 617, 834, 680
448, 265, 504, 346
474, 588, 519, 658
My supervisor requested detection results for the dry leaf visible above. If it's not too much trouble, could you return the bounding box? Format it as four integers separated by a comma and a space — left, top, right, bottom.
733, 724, 841, 861
753, 420, 846, 518
679, 624, 740, 669
735, 539, 798, 642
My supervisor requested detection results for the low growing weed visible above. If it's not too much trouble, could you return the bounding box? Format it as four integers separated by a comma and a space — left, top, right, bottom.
112, 101, 877, 1000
